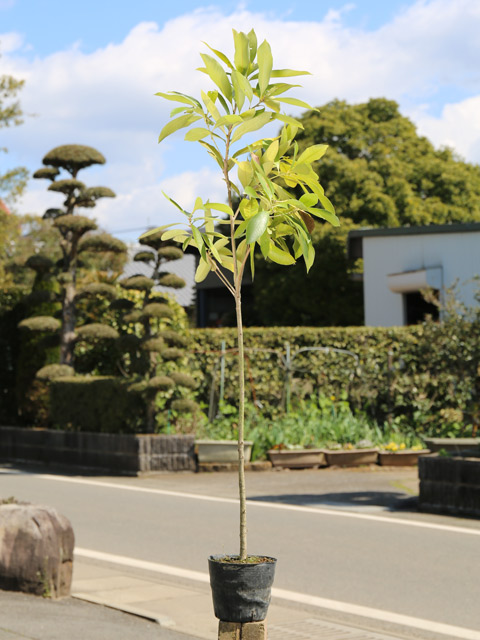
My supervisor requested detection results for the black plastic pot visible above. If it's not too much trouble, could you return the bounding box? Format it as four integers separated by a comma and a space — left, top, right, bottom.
208, 554, 277, 622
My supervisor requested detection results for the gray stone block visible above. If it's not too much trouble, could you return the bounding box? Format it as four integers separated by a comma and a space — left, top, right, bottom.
0, 503, 74, 598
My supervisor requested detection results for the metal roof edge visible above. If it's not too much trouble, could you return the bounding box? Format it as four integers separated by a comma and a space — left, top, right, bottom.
348, 222, 480, 239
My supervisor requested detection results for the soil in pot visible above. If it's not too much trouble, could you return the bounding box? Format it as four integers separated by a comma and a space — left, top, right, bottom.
208, 554, 276, 623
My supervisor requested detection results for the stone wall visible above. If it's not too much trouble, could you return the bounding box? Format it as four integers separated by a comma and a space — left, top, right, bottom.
0, 427, 195, 474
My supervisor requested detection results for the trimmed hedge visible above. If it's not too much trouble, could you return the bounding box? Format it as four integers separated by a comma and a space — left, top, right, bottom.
50, 376, 146, 433
188, 322, 480, 436
36, 319, 480, 437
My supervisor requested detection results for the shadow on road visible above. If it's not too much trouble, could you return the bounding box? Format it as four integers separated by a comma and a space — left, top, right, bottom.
248, 491, 418, 512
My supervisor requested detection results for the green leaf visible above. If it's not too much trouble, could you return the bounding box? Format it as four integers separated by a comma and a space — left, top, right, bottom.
191, 225, 206, 259
155, 91, 199, 106
195, 258, 211, 283
266, 83, 301, 97
268, 243, 296, 265
158, 114, 201, 143
305, 242, 315, 272
232, 70, 254, 108
214, 114, 244, 129
246, 210, 269, 244
233, 29, 249, 73
234, 218, 248, 239
256, 171, 275, 200
170, 106, 189, 117
198, 140, 224, 169
202, 42, 234, 69
244, 186, 257, 199
299, 193, 318, 208
237, 161, 254, 189
231, 71, 245, 111
259, 229, 270, 257
270, 69, 311, 77
275, 97, 315, 110
274, 113, 304, 129
263, 98, 281, 113
217, 92, 231, 115
231, 111, 273, 143
193, 196, 204, 212
249, 242, 255, 279
306, 206, 340, 226
263, 139, 279, 164
159, 227, 184, 241
201, 90, 222, 122
204, 202, 234, 216
184, 127, 212, 141
162, 191, 189, 215
200, 53, 232, 101
318, 193, 336, 214
297, 144, 328, 165
239, 197, 258, 219
257, 40, 273, 97
247, 29, 257, 63
139, 223, 176, 242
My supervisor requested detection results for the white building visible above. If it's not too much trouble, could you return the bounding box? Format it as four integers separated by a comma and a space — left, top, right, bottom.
348, 223, 480, 327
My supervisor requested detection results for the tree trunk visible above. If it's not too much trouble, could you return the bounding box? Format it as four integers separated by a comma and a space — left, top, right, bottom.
235, 289, 247, 561
60, 281, 76, 366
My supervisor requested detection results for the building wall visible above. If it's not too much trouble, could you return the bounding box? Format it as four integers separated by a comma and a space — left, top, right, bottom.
363, 231, 480, 326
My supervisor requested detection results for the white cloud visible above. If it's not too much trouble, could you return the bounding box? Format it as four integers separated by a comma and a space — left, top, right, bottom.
411, 95, 480, 164
2, 0, 480, 238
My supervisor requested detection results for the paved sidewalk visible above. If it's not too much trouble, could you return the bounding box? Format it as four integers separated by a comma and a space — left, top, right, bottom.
71, 556, 438, 640
0, 588, 195, 640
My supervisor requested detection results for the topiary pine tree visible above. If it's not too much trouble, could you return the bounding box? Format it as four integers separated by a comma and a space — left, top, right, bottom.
20, 144, 127, 369
117, 229, 198, 432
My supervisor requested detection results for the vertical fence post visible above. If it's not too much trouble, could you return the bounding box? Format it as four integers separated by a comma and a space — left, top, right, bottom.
219, 340, 226, 406
284, 341, 292, 413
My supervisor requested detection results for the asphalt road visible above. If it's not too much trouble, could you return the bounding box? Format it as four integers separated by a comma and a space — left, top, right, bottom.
1, 465, 479, 635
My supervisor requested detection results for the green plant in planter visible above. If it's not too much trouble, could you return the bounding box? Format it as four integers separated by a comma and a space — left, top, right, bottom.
143, 27, 338, 622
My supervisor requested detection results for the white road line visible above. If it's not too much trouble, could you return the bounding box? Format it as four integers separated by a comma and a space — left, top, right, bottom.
8, 469, 480, 537
75, 547, 480, 640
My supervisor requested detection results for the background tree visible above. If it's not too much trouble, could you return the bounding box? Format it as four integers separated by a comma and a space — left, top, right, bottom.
117, 229, 198, 433
251, 97, 480, 327
0, 70, 28, 202
25, 144, 127, 367
295, 98, 480, 227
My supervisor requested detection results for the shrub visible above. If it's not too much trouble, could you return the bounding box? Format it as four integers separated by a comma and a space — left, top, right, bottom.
50, 376, 146, 433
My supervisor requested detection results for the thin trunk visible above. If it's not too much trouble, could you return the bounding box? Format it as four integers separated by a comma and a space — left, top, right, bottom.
60, 281, 76, 365
235, 287, 247, 561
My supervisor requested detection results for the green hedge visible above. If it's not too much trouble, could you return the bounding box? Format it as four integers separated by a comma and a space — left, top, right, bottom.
188, 321, 480, 437
41, 319, 480, 437
50, 376, 146, 433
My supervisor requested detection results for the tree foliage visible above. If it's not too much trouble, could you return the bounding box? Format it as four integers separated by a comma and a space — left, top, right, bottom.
295, 98, 480, 227
251, 98, 480, 326
115, 236, 198, 433
23, 144, 127, 367
0, 71, 28, 202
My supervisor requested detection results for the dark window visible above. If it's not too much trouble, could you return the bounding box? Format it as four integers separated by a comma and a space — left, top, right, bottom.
404, 290, 439, 325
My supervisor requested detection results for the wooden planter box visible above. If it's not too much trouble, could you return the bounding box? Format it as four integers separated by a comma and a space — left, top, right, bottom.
324, 448, 378, 467
378, 450, 430, 466
419, 452, 480, 517
0, 426, 196, 474
195, 440, 253, 464
267, 448, 326, 469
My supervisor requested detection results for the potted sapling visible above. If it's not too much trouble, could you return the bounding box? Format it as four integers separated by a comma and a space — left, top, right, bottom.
142, 28, 338, 627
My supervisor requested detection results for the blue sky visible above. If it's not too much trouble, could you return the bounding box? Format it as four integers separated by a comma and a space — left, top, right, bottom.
1, 0, 480, 239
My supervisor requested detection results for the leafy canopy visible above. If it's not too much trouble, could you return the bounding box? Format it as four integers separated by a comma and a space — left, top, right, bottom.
142, 28, 338, 290
0, 71, 28, 203
295, 98, 480, 227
